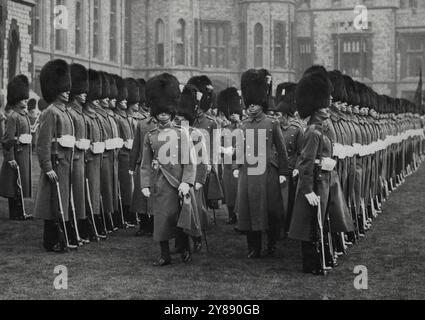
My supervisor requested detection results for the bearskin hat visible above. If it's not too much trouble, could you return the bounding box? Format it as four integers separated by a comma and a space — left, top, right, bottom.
108, 74, 118, 100
328, 70, 347, 102
137, 79, 147, 104
177, 84, 200, 125
187, 75, 214, 111
7, 74, 30, 106
70, 63, 89, 96
125, 78, 140, 105
217, 87, 243, 120
87, 69, 102, 102
275, 82, 297, 116
100, 72, 110, 99
241, 69, 272, 112
146, 73, 180, 118
343, 75, 359, 106
40, 59, 71, 103
295, 73, 331, 119
115, 76, 128, 102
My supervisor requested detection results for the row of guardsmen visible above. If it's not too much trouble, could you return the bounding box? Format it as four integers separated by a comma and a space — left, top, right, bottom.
0, 59, 424, 273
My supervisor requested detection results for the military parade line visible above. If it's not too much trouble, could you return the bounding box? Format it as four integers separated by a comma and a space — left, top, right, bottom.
0, 60, 424, 275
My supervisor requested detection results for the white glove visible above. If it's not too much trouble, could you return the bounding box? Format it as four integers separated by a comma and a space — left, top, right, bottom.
178, 183, 190, 197
233, 169, 239, 179
142, 188, 151, 198
8, 160, 18, 169
279, 176, 287, 184
129, 170, 134, 176
207, 165, 212, 173
195, 183, 203, 191
293, 169, 299, 178
305, 192, 320, 207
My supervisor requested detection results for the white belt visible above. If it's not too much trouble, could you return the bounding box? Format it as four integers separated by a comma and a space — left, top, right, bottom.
18, 134, 32, 145
91, 142, 105, 154
53, 135, 76, 148
75, 139, 91, 151
105, 139, 116, 150
124, 139, 134, 150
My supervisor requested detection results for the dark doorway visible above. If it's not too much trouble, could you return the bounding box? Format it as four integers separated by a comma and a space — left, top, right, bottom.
8, 23, 20, 81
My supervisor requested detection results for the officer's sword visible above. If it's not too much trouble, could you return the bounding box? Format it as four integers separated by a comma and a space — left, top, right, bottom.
99, 195, 110, 235
117, 183, 127, 228
316, 197, 328, 276
16, 165, 29, 218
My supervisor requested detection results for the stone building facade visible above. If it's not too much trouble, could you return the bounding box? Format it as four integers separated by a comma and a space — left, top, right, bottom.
0, 0, 424, 106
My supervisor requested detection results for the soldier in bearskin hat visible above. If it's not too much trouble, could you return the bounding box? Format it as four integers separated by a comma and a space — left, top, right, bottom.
67, 63, 90, 245
0, 74, 33, 221
234, 69, 289, 258
137, 78, 150, 118
217, 87, 244, 226
83, 69, 106, 240
140, 73, 196, 266
187, 75, 224, 211
34, 59, 77, 252
175, 84, 209, 252
274, 82, 305, 234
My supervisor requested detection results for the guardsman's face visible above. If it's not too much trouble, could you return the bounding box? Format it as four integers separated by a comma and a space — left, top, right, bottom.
130, 102, 139, 112
59, 92, 70, 103
174, 115, 185, 124
17, 99, 28, 110
157, 113, 171, 122
229, 113, 240, 123
76, 93, 87, 104
248, 104, 262, 115
110, 99, 117, 109
119, 100, 128, 110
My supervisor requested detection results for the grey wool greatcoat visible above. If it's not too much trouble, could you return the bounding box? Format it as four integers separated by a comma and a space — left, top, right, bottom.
114, 108, 134, 206
83, 107, 102, 216
0, 108, 32, 199
34, 102, 74, 222
93, 106, 115, 214
67, 101, 87, 219
289, 111, 333, 242
140, 122, 196, 242
129, 115, 155, 214
236, 112, 290, 232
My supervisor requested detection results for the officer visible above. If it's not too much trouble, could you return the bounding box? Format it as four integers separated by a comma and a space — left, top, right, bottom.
140, 73, 196, 266
34, 59, 76, 253
217, 87, 244, 225
188, 75, 224, 211
234, 69, 289, 259
0, 75, 33, 221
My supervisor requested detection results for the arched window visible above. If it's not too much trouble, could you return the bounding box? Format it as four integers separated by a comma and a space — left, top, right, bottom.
8, 28, 20, 81
254, 23, 263, 68
175, 19, 185, 65
155, 19, 165, 66
274, 22, 286, 68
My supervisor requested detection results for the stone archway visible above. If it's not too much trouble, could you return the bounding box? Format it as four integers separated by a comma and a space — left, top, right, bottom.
8, 19, 20, 81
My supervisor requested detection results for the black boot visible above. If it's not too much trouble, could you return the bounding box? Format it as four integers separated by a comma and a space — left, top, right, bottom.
153, 241, 172, 266
226, 206, 237, 224
247, 231, 261, 259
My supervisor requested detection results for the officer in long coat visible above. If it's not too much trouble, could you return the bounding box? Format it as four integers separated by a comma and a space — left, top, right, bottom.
115, 77, 138, 227
83, 70, 106, 239
188, 75, 224, 209
140, 73, 196, 267
217, 87, 244, 225
289, 72, 334, 275
274, 82, 305, 233
176, 84, 209, 252
34, 59, 76, 252
130, 104, 156, 238
234, 69, 290, 259
67, 63, 90, 245
0, 75, 33, 221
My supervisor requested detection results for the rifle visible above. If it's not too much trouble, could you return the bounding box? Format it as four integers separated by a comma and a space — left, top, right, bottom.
117, 182, 127, 228
316, 197, 330, 276
70, 188, 83, 246
85, 178, 101, 241
55, 181, 77, 251
99, 195, 110, 235
16, 165, 32, 220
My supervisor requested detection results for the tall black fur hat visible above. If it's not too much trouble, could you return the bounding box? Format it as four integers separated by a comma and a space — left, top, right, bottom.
295, 73, 331, 119
115, 76, 128, 102
217, 87, 243, 120
40, 59, 71, 103
146, 73, 180, 118
70, 63, 89, 96
7, 74, 30, 106
177, 84, 199, 125
275, 82, 297, 116
137, 79, 147, 104
125, 78, 140, 105
108, 74, 118, 99
343, 75, 358, 106
87, 69, 102, 102
241, 69, 272, 112
187, 75, 214, 111
328, 70, 347, 102
100, 72, 110, 99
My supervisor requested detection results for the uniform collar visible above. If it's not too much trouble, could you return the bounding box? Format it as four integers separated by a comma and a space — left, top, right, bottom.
115, 108, 127, 117
249, 111, 266, 123
158, 121, 173, 130
14, 107, 28, 116
53, 101, 67, 112
194, 111, 206, 124
309, 110, 330, 127
68, 100, 83, 114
